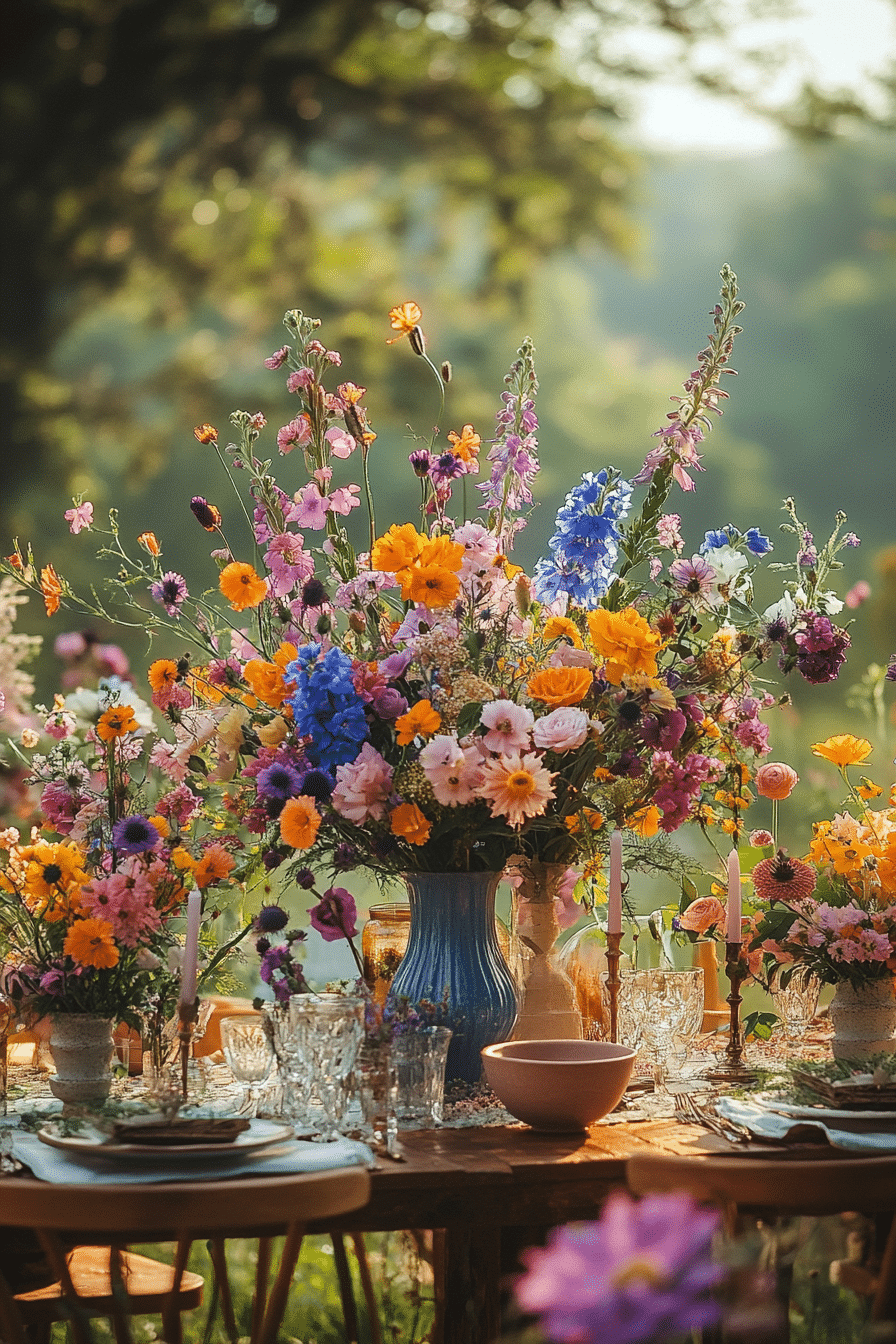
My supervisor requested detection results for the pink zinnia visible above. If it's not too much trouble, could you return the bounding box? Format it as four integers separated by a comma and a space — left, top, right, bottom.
331, 743, 394, 823
479, 751, 556, 829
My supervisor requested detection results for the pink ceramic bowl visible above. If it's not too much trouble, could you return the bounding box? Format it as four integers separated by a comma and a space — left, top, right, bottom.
481, 1039, 636, 1131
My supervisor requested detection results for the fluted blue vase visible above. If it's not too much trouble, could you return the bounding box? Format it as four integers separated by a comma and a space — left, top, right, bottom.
387, 871, 519, 1085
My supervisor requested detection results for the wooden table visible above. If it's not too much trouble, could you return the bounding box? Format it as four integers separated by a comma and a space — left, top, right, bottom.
306, 1116, 728, 1344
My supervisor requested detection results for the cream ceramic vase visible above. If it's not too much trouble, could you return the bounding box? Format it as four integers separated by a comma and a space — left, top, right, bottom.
829, 979, 896, 1063
507, 858, 582, 1041
49, 1014, 116, 1106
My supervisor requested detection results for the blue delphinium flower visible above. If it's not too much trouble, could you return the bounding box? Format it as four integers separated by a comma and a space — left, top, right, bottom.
532, 469, 632, 607
287, 643, 369, 772
744, 527, 773, 556
699, 527, 733, 553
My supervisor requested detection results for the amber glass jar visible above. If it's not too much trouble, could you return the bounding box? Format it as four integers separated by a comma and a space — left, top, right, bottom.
362, 903, 412, 1004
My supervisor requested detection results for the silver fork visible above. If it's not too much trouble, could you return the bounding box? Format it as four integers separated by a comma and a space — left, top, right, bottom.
673, 1091, 753, 1145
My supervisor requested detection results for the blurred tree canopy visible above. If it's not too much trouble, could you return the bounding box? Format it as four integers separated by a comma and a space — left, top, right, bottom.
3, 0, 893, 544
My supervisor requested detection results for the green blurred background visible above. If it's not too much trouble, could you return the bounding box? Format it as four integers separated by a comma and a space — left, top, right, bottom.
2, 0, 895, 977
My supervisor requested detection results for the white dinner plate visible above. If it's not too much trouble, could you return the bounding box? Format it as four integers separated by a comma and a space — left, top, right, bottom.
37, 1117, 295, 1161
754, 1093, 896, 1124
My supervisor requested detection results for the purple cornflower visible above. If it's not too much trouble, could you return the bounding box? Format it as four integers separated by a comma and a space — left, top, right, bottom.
253, 904, 290, 934
256, 763, 304, 802
515, 1190, 724, 1344
150, 570, 189, 616
112, 814, 161, 855
409, 449, 432, 477
308, 887, 358, 942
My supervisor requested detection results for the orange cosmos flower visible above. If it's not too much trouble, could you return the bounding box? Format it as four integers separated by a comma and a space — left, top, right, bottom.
447, 424, 481, 464
526, 666, 593, 707
390, 802, 432, 846
626, 805, 661, 838
219, 562, 268, 611
395, 700, 442, 746
404, 565, 460, 609
543, 615, 583, 649
193, 843, 236, 889
386, 301, 423, 343
148, 659, 179, 696
193, 423, 218, 444
811, 734, 873, 769
587, 607, 662, 684
371, 523, 424, 576
96, 705, 139, 741
137, 531, 161, 557
280, 795, 321, 850
40, 564, 63, 616
64, 917, 119, 969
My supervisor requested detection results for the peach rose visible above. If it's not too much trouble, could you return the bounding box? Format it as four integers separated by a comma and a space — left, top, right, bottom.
678, 895, 725, 935
754, 762, 799, 801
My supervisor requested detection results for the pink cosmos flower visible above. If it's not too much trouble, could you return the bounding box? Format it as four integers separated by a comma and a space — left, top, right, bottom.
479, 700, 534, 754
277, 414, 313, 455
479, 751, 556, 829
532, 707, 590, 753
327, 484, 361, 516
419, 735, 483, 806
64, 501, 94, 534
325, 426, 356, 458
289, 482, 329, 529
80, 869, 161, 947
331, 743, 394, 823
669, 555, 717, 603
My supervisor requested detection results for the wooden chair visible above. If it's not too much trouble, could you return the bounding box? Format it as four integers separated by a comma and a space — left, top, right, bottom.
627, 1152, 896, 1335
0, 1165, 371, 1344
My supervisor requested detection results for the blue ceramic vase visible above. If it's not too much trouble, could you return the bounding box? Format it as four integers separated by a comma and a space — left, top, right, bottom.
387, 871, 518, 1085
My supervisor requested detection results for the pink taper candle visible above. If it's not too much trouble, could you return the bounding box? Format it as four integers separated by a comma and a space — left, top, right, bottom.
608, 830, 623, 936
179, 890, 202, 1007
726, 848, 742, 943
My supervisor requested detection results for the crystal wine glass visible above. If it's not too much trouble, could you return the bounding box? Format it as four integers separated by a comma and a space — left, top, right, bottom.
220, 1016, 275, 1118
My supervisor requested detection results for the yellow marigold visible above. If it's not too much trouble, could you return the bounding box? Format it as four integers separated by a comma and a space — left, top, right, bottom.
19, 841, 88, 914
64, 917, 119, 969
371, 523, 424, 575
543, 615, 583, 649
526, 666, 593, 707
404, 565, 461, 609
170, 847, 196, 871
40, 564, 63, 617
193, 843, 236, 889
390, 802, 432, 846
219, 562, 268, 612
419, 535, 464, 573
243, 658, 288, 708
626, 806, 661, 838
148, 659, 179, 696
395, 700, 441, 746
280, 796, 321, 850
447, 424, 481, 464
149, 815, 170, 840
386, 301, 423, 342
811, 734, 873, 769
96, 705, 139, 741
586, 607, 662, 684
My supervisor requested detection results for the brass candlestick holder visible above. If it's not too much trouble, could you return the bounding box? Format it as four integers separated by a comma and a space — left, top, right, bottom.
701, 941, 758, 1083
177, 998, 199, 1102
606, 931, 622, 1044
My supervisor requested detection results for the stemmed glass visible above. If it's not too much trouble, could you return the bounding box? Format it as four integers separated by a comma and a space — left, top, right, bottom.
220, 1016, 275, 1118
289, 994, 364, 1141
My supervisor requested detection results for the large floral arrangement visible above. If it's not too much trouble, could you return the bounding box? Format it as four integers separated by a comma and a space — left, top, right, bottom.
2, 268, 857, 908
748, 734, 896, 988
0, 671, 251, 1023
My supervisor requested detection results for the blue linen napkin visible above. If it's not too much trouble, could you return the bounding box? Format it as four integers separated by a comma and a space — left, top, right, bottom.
10, 1130, 373, 1183
717, 1096, 896, 1153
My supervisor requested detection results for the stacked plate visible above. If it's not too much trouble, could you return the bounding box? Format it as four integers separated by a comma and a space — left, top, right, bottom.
37, 1117, 294, 1163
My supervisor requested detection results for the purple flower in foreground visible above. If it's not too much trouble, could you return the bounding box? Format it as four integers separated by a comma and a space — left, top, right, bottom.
308, 887, 358, 942
793, 613, 851, 684
515, 1190, 724, 1344
150, 571, 189, 616
886, 655, 896, 683
112, 815, 160, 855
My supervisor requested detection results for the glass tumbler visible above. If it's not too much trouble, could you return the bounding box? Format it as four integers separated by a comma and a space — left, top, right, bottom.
617, 969, 698, 1091
771, 964, 822, 1039
289, 994, 364, 1141
220, 1016, 275, 1118
388, 1026, 453, 1128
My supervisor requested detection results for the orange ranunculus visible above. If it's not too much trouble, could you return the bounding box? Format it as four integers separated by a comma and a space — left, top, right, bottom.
526, 666, 593, 707
280, 795, 321, 850
148, 659, 179, 696
626, 805, 661, 838
193, 843, 236, 889
64, 917, 119, 969
96, 705, 139, 741
404, 565, 461, 609
386, 301, 423, 343
447, 424, 480, 464
390, 802, 432, 846
811, 734, 873, 769
40, 564, 63, 617
219, 562, 268, 611
371, 523, 424, 576
586, 607, 662, 684
679, 895, 726, 935
243, 658, 288, 708
542, 615, 583, 648
754, 762, 799, 801
395, 700, 441, 746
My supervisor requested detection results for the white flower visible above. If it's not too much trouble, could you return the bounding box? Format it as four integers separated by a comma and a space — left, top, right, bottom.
532, 707, 590, 753
763, 591, 798, 627
815, 589, 844, 615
